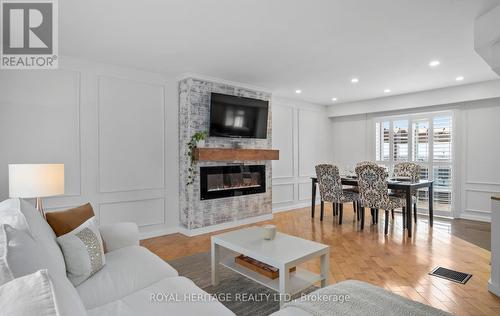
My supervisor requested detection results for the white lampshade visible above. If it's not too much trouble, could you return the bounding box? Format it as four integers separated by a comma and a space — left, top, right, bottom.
9, 164, 65, 198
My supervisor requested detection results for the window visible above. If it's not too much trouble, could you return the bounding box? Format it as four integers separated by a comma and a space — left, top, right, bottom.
374, 112, 453, 215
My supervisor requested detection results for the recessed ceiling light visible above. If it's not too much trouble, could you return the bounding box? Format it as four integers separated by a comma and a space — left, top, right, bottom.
384, 89, 391, 93
351, 78, 359, 83
456, 76, 464, 81
295, 89, 302, 94
429, 60, 440, 67
331, 97, 338, 102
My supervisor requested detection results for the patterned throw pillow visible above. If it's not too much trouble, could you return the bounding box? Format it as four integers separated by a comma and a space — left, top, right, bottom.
56, 217, 105, 286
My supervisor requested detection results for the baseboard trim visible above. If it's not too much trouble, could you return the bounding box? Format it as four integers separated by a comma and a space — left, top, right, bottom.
273, 201, 313, 213
177, 213, 274, 237
459, 213, 491, 223
489, 279, 500, 297
140, 227, 179, 240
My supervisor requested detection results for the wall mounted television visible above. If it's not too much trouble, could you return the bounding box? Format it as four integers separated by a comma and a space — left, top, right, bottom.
209, 93, 269, 139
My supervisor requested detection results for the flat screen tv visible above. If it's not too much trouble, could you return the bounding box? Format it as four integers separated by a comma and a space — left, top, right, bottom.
209, 93, 269, 139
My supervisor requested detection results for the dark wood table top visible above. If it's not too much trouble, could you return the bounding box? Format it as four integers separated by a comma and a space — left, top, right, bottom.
311, 176, 434, 189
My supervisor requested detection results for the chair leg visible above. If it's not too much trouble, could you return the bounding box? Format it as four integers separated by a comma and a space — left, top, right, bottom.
320, 201, 324, 221
402, 207, 406, 229
371, 208, 375, 225
385, 210, 390, 235
339, 203, 343, 225
360, 207, 365, 230
414, 203, 417, 223
357, 202, 360, 221
352, 201, 357, 214
375, 209, 379, 224
391, 209, 394, 219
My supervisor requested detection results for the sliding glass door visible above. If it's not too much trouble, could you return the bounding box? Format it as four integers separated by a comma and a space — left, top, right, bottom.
374, 112, 454, 217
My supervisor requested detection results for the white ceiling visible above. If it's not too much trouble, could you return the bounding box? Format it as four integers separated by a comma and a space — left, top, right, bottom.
61, 0, 500, 105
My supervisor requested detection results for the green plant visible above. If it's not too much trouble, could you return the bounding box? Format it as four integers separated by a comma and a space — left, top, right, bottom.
186, 131, 208, 185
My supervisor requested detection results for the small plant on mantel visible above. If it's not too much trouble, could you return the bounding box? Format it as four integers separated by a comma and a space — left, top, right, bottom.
186, 131, 208, 186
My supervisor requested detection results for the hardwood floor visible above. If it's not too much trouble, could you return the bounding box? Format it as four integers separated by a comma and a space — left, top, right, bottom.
142, 204, 500, 316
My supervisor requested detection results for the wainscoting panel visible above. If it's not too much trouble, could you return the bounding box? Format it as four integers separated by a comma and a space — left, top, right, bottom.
272, 183, 295, 204
272, 105, 294, 179
465, 104, 500, 185
298, 109, 329, 177
0, 70, 82, 199
98, 76, 165, 193
99, 198, 165, 227
271, 99, 329, 211
298, 182, 313, 202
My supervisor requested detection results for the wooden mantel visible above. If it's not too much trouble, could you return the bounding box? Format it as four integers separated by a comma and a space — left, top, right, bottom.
193, 148, 279, 161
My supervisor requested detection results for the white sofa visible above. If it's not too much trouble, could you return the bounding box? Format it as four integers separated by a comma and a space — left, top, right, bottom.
0, 198, 234, 316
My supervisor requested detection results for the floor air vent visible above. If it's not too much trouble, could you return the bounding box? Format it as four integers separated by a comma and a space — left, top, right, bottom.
429, 267, 472, 284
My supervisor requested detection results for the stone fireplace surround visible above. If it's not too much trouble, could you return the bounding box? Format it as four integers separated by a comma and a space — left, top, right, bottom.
179, 77, 272, 230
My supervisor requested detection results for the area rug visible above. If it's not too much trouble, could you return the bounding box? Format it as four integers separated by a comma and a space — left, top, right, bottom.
167, 250, 317, 316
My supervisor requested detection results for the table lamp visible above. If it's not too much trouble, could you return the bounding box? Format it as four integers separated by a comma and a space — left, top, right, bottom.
8, 164, 65, 214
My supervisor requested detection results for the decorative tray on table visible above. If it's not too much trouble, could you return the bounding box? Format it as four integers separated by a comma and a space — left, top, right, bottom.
234, 255, 296, 280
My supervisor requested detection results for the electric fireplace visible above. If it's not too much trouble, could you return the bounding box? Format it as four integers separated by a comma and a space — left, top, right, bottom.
200, 165, 266, 200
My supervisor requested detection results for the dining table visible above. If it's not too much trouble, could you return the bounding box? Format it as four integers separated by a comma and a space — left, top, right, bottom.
310, 176, 434, 238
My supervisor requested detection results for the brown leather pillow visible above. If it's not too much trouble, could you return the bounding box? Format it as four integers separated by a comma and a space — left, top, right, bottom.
45, 203, 95, 237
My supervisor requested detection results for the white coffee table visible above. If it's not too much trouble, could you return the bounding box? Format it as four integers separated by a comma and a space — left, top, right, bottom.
211, 226, 330, 307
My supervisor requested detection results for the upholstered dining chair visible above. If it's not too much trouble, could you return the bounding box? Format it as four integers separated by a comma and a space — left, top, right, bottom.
352, 161, 381, 224
393, 162, 420, 222
355, 164, 406, 234
315, 164, 359, 225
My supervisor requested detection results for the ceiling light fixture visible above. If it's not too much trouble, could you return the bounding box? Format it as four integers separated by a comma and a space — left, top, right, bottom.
351, 78, 359, 83
331, 97, 338, 102
456, 76, 464, 81
295, 89, 302, 94
429, 60, 440, 67
384, 89, 391, 93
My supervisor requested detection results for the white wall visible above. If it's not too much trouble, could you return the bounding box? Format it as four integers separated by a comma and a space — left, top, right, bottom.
271, 97, 331, 212
328, 98, 500, 222
460, 99, 500, 222
0, 57, 179, 238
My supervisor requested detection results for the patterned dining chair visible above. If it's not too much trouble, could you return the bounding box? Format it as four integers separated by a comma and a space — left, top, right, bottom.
315, 164, 359, 225
393, 162, 421, 222
352, 161, 381, 223
355, 164, 406, 234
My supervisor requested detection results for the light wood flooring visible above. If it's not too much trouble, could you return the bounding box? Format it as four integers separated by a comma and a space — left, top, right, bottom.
142, 204, 500, 316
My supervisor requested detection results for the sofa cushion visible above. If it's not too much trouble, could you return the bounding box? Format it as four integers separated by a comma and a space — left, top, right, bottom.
86, 276, 234, 316
0, 224, 87, 315
0, 198, 66, 277
76, 245, 178, 309
0, 270, 58, 316
46, 203, 95, 237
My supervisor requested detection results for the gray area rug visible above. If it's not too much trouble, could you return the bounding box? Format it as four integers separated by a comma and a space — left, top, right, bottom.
167, 250, 317, 316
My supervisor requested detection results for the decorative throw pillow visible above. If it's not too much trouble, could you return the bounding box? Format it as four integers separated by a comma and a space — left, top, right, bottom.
57, 217, 105, 286
46, 203, 95, 237
0, 269, 58, 316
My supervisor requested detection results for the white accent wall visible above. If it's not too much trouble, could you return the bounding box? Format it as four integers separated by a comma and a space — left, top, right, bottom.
328, 98, 500, 222
271, 97, 331, 212
0, 57, 179, 238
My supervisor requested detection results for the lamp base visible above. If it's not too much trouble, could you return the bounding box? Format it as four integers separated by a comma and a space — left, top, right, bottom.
35, 197, 45, 218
